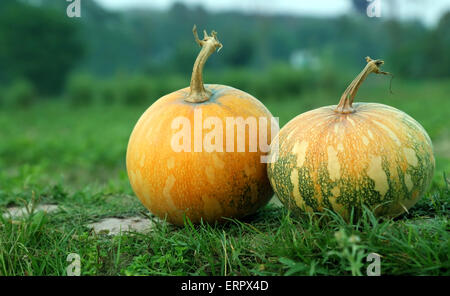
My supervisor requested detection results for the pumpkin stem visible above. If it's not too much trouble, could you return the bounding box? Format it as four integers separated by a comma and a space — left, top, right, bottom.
335, 57, 391, 114
185, 25, 223, 103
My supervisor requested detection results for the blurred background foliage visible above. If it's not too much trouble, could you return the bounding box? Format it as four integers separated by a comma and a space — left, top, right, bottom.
0, 0, 448, 101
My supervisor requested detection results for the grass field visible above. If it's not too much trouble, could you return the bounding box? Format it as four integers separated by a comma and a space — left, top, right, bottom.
0, 79, 449, 275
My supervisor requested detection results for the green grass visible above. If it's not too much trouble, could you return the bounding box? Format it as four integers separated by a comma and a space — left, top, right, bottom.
0, 79, 449, 275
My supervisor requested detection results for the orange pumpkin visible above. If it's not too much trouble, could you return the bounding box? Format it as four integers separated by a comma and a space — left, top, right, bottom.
267, 57, 435, 220
126, 26, 275, 225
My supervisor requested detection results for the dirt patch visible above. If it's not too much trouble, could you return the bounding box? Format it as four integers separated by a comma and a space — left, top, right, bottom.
87, 217, 155, 235
2, 204, 59, 219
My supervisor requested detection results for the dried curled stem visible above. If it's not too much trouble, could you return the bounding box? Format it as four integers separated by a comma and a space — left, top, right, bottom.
335, 57, 391, 114
185, 25, 223, 103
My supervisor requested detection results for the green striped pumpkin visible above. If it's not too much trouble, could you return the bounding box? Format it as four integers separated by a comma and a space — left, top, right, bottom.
267, 57, 435, 220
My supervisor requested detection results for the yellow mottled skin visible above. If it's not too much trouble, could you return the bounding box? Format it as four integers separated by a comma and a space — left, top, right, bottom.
268, 102, 435, 219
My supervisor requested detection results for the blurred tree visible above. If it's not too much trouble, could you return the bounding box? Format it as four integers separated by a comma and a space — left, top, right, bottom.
0, 1, 84, 94
351, 0, 367, 14
170, 2, 190, 21
223, 35, 255, 67
423, 11, 450, 77
170, 41, 198, 74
